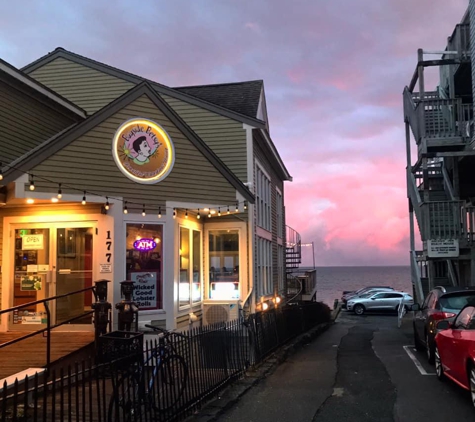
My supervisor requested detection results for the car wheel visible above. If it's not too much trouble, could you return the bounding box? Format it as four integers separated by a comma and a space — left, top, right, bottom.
413, 324, 423, 351
426, 333, 435, 364
435, 346, 444, 381
354, 304, 365, 316
468, 364, 475, 408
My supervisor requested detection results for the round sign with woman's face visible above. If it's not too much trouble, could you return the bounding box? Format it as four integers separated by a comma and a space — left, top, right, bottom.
112, 118, 175, 184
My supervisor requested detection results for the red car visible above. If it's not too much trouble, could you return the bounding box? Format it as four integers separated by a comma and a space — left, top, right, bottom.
435, 305, 475, 408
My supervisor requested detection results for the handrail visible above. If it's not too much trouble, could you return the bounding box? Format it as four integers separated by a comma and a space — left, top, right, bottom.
0, 285, 97, 372
441, 165, 456, 200
411, 251, 424, 303
403, 87, 420, 141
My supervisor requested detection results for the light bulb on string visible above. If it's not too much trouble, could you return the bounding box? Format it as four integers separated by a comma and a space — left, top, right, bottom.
173, 208, 176, 219
208, 210, 212, 218
158, 207, 162, 219
29, 175, 35, 191
82, 191, 86, 205
0, 162, 3, 181
227, 205, 230, 215
105, 197, 110, 211
235, 202, 239, 213
57, 183, 62, 199
244, 201, 247, 210
185, 209, 188, 218
123, 201, 128, 214
218, 207, 221, 217
142, 204, 146, 217
197, 209, 201, 219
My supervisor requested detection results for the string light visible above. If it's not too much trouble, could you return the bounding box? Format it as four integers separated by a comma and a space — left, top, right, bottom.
227, 205, 230, 215
123, 201, 128, 214
218, 207, 221, 217
29, 175, 35, 191
105, 197, 110, 211
208, 210, 212, 218
173, 208, 176, 219
244, 201, 247, 210
81, 191, 86, 205
142, 204, 146, 217
185, 209, 188, 218
158, 207, 162, 219
235, 202, 239, 213
57, 183, 62, 199
197, 209, 201, 219
0, 162, 3, 181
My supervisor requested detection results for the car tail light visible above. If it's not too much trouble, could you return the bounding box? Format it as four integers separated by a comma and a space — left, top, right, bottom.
432, 311, 456, 320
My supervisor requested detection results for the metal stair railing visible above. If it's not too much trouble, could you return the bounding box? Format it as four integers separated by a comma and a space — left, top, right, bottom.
446, 259, 457, 286
441, 165, 456, 200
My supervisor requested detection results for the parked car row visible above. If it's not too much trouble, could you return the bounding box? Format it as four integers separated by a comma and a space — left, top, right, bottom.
341, 286, 413, 316
411, 286, 475, 408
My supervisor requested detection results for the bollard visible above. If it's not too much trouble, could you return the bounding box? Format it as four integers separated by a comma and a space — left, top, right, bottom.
116, 280, 139, 332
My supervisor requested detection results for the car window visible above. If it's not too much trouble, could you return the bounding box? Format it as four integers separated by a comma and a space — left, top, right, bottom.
454, 306, 475, 329
359, 293, 372, 298
439, 294, 475, 312
385, 293, 403, 299
372, 293, 386, 299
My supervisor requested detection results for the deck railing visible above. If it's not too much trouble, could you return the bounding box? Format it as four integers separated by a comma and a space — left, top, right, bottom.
410, 251, 424, 303
422, 200, 463, 240
447, 23, 470, 57
285, 225, 302, 269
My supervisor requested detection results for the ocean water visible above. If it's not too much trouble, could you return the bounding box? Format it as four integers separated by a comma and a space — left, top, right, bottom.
301, 266, 412, 307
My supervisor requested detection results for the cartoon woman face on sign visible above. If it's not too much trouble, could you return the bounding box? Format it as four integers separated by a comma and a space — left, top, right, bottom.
123, 133, 159, 166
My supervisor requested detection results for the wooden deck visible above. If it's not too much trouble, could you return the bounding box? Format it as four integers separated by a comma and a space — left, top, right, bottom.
0, 331, 94, 379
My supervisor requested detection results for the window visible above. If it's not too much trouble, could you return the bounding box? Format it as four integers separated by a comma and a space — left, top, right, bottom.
385, 293, 403, 299
208, 230, 240, 300
126, 224, 163, 309
256, 165, 271, 231
276, 189, 283, 239
179, 227, 202, 308
257, 237, 272, 297
454, 306, 475, 329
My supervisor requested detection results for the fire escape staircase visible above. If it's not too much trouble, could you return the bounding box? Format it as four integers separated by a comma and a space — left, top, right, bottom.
285, 225, 303, 302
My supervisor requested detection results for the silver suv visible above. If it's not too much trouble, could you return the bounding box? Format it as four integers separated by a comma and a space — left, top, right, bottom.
347, 291, 414, 315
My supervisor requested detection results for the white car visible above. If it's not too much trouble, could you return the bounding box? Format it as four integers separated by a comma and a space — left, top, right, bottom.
347, 291, 414, 315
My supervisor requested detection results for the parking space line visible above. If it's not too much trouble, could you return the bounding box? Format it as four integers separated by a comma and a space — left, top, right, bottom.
403, 345, 436, 376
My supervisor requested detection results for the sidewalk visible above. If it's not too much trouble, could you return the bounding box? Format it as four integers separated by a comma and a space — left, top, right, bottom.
191, 306, 342, 422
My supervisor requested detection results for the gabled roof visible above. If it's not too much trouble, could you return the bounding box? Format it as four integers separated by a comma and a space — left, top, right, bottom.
22, 48, 266, 128
2, 82, 254, 203
0, 57, 86, 119
175, 80, 263, 119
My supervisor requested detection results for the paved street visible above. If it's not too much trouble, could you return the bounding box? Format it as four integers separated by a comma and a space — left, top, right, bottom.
216, 310, 475, 422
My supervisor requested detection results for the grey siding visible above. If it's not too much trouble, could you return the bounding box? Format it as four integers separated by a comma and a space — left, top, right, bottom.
160, 95, 248, 182
28, 95, 238, 210
0, 80, 75, 164
0, 203, 102, 308
28, 58, 135, 115
253, 132, 285, 299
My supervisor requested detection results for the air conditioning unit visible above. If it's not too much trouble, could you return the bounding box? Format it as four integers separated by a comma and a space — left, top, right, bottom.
202, 300, 241, 326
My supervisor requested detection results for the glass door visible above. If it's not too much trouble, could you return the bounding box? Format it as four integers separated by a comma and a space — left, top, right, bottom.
10, 228, 51, 330
54, 227, 94, 328
9, 224, 95, 331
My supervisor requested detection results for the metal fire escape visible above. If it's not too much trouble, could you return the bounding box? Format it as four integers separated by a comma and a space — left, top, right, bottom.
404, 21, 475, 303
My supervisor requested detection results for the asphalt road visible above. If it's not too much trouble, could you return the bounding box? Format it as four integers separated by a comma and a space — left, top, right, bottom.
216, 310, 475, 422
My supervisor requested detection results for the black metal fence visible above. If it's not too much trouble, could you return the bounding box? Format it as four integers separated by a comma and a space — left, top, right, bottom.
0, 302, 330, 422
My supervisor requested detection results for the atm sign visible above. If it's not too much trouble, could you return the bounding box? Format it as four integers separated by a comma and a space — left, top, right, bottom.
133, 238, 156, 251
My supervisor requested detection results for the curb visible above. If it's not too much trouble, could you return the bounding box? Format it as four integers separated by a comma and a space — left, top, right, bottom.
190, 314, 336, 422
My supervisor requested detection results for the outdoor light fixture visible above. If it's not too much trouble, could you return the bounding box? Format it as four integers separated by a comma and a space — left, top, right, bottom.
82, 191, 86, 205
158, 207, 162, 218
57, 183, 62, 199
29, 175, 35, 191
0, 162, 3, 181
142, 204, 146, 217
105, 197, 110, 210
262, 302, 269, 311
185, 209, 188, 218
123, 201, 128, 214
173, 208, 176, 219
197, 209, 201, 219
218, 207, 221, 216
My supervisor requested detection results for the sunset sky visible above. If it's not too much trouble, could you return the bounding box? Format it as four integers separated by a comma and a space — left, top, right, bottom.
0, 0, 469, 266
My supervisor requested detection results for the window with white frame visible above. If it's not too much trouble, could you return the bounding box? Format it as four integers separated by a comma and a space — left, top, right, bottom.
276, 189, 283, 239
256, 237, 272, 297
256, 164, 271, 231
179, 227, 202, 308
